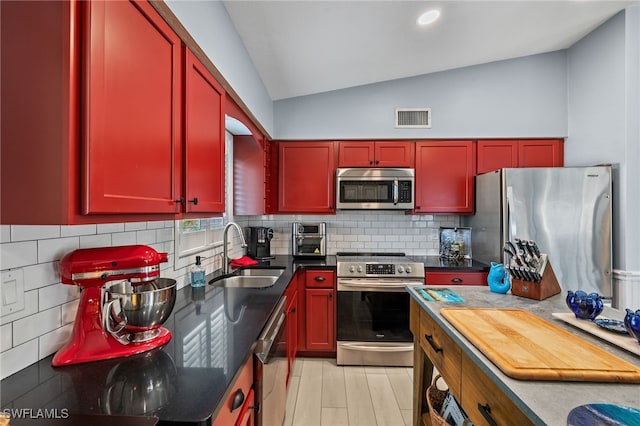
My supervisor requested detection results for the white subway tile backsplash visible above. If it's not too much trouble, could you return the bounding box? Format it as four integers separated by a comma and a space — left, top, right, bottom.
61, 224, 97, 237
0, 339, 38, 379
146, 221, 166, 230
23, 261, 59, 291
39, 323, 72, 359
97, 223, 125, 234
156, 228, 173, 243
0, 241, 38, 269
112, 232, 138, 246
136, 230, 157, 245
1, 323, 12, 351
37, 237, 79, 263
79, 233, 112, 248
12, 225, 61, 241
13, 307, 61, 346
125, 222, 147, 231
1, 226, 10, 243
39, 283, 79, 311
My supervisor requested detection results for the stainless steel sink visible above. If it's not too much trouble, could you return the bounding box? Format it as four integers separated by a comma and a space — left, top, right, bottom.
236, 267, 285, 278
214, 276, 278, 289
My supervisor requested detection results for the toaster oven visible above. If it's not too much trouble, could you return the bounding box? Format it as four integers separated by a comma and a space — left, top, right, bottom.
292, 222, 326, 258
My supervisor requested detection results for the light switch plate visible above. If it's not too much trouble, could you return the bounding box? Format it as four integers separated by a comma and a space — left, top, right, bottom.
1, 269, 25, 317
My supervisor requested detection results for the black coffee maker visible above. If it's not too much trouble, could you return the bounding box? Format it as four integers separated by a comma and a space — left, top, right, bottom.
246, 227, 274, 260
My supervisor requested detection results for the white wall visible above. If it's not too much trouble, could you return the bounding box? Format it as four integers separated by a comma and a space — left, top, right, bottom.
567, 8, 640, 275
273, 51, 568, 140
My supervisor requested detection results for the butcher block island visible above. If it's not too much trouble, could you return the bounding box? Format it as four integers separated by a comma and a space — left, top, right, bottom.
408, 286, 640, 426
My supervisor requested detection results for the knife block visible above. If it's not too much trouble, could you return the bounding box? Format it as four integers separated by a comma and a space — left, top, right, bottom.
510, 259, 561, 301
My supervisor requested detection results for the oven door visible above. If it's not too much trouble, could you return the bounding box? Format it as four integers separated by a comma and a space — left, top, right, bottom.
336, 278, 420, 366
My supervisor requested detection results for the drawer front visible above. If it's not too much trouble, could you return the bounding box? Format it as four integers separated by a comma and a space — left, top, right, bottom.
461, 355, 533, 426
213, 357, 253, 426
426, 271, 488, 286
419, 311, 461, 397
305, 270, 335, 288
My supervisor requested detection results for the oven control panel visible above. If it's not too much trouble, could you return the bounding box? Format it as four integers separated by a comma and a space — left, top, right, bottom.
337, 261, 424, 278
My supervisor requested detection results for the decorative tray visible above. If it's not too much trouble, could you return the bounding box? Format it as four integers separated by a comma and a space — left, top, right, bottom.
552, 312, 640, 357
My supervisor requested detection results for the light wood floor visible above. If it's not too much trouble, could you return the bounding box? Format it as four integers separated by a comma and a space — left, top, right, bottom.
284, 358, 413, 426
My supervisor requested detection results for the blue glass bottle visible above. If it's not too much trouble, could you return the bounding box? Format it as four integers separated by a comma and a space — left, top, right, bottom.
191, 256, 206, 288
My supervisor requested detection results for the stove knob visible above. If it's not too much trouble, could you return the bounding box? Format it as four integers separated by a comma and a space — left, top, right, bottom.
406, 266, 413, 274
397, 265, 405, 274
349, 265, 355, 273
357, 265, 363, 273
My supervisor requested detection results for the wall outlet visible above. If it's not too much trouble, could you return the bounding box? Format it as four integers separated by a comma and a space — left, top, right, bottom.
1, 269, 25, 317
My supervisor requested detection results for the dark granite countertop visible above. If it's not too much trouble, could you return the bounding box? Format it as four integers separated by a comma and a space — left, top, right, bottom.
409, 255, 490, 271
0, 255, 334, 425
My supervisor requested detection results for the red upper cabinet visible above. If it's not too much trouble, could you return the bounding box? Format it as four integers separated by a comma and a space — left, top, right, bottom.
518, 139, 564, 168
477, 139, 564, 174
476, 140, 519, 174
338, 141, 414, 167
277, 141, 336, 213
184, 48, 225, 213
414, 140, 475, 214
83, 0, 182, 214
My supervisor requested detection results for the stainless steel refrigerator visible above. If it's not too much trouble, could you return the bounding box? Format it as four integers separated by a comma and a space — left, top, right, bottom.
462, 166, 612, 297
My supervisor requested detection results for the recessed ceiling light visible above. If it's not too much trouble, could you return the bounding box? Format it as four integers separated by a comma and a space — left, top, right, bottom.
417, 9, 440, 26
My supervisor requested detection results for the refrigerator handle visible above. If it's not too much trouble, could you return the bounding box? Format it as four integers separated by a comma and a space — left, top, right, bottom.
504, 185, 514, 264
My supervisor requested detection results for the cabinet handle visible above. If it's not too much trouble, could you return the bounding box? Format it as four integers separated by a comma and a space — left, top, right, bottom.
451, 278, 463, 284
314, 276, 326, 282
231, 389, 245, 412
329, 292, 333, 299
175, 198, 185, 204
424, 334, 443, 353
188, 197, 199, 205
369, 160, 374, 165
290, 307, 297, 313
375, 160, 380, 165
477, 403, 498, 426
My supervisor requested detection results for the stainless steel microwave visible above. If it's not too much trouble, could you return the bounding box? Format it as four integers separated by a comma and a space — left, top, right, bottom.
336, 168, 415, 210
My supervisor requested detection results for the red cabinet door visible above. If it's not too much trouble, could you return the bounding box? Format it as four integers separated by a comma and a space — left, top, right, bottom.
476, 140, 518, 174
338, 141, 414, 167
83, 0, 181, 214
374, 141, 414, 167
415, 140, 475, 214
518, 139, 564, 168
278, 142, 336, 213
305, 288, 335, 351
184, 49, 225, 213
338, 141, 375, 167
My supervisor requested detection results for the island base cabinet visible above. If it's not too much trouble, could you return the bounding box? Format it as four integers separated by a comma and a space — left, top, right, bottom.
213, 357, 254, 426
460, 355, 533, 426
419, 310, 461, 397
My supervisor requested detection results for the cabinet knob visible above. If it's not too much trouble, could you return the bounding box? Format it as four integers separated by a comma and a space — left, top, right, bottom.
375, 160, 380, 165
175, 198, 185, 204
188, 197, 199, 205
314, 276, 326, 282
231, 389, 245, 412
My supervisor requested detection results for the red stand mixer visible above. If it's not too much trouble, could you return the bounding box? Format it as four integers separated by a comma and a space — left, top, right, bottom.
52, 245, 177, 367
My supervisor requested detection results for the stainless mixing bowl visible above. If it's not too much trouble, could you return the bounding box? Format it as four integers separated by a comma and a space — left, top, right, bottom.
104, 278, 177, 335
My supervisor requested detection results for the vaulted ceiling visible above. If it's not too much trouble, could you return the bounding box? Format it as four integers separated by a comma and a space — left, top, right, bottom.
223, 1, 636, 100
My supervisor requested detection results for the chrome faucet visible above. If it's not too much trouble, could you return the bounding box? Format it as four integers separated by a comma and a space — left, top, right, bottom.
223, 222, 247, 274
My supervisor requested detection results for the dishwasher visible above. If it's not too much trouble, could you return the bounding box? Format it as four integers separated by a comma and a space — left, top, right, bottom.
254, 296, 288, 426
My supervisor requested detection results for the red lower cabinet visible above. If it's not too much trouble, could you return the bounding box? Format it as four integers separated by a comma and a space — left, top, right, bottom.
299, 270, 336, 353
213, 357, 254, 426
426, 271, 489, 286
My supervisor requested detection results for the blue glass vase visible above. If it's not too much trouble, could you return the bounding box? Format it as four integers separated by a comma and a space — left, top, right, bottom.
624, 309, 640, 343
565, 290, 603, 320
487, 262, 511, 294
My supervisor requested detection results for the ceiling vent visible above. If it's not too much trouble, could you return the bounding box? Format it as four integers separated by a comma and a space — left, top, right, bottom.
395, 108, 431, 129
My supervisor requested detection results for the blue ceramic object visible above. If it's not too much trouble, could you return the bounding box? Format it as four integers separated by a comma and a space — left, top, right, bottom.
565, 290, 604, 320
487, 262, 511, 294
624, 309, 640, 344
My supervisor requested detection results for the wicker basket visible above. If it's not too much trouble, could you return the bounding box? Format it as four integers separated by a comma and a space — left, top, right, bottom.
426, 375, 449, 426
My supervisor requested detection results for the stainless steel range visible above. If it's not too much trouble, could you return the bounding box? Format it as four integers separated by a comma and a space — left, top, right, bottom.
336, 252, 424, 367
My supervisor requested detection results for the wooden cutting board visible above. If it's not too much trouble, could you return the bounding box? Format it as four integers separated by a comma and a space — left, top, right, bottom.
440, 308, 640, 383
